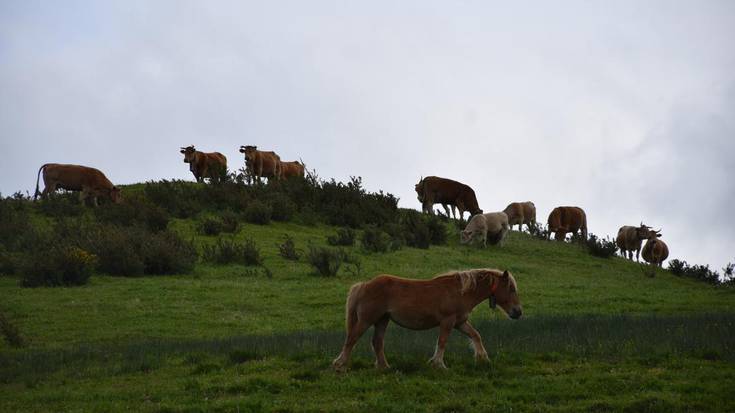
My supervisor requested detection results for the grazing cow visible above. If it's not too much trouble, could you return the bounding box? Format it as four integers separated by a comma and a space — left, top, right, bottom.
239, 145, 281, 183
547, 206, 587, 241
503, 201, 536, 231
616, 223, 659, 261
642, 232, 669, 267
280, 160, 305, 179
460, 212, 510, 247
332, 269, 522, 371
34, 163, 121, 206
415, 176, 482, 220
180, 145, 227, 183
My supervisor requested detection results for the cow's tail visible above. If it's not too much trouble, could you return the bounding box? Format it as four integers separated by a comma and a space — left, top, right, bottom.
33, 164, 49, 200
344, 282, 366, 332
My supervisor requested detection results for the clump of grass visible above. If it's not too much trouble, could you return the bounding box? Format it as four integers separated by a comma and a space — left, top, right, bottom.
360, 226, 396, 253
327, 227, 355, 246
219, 210, 240, 233
0, 310, 25, 348
202, 237, 262, 266
197, 217, 224, 236
585, 233, 618, 258
278, 235, 300, 261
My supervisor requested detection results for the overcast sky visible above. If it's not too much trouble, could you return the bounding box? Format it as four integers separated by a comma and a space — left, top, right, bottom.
1, 1, 733, 270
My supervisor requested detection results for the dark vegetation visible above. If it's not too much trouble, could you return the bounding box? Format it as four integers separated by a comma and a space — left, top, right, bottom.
669, 259, 735, 285
277, 235, 300, 261
201, 237, 262, 266
584, 233, 618, 258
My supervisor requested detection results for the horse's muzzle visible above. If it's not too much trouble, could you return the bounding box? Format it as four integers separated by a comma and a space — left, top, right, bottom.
509, 308, 522, 319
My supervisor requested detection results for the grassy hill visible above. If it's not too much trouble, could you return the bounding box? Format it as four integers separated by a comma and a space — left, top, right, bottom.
1, 179, 734, 412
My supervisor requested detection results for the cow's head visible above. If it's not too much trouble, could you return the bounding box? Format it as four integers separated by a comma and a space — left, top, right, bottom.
110, 186, 122, 203
636, 223, 658, 240
180, 146, 196, 163
415, 176, 424, 201
240, 145, 258, 162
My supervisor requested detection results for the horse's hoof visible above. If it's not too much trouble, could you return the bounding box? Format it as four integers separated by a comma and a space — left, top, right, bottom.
428, 358, 448, 369
375, 362, 391, 370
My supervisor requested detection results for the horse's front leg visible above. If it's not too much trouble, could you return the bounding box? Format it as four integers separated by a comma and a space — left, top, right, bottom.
428, 317, 456, 369
456, 321, 489, 363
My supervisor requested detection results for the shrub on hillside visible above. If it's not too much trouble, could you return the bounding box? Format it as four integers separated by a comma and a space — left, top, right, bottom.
267, 193, 296, 222
94, 197, 169, 232
142, 231, 198, 274
527, 222, 550, 240
327, 228, 356, 246
202, 237, 262, 266
278, 235, 300, 261
667, 259, 721, 285
397, 210, 447, 249
20, 246, 97, 287
585, 234, 618, 258
219, 210, 241, 233
360, 226, 395, 253
307, 246, 346, 277
37, 193, 86, 217
197, 217, 224, 236
243, 201, 272, 225
143, 180, 202, 218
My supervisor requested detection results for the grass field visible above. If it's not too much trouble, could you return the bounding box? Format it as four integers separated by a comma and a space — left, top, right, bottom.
2, 210, 735, 412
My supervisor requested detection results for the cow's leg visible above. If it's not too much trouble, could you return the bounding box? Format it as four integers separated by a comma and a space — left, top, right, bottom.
442, 204, 451, 217
456, 321, 489, 363
333, 319, 371, 372
428, 317, 455, 369
636, 248, 641, 262
371, 315, 390, 369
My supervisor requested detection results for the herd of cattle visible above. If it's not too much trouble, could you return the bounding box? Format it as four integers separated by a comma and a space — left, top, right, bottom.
31, 149, 669, 266
417, 175, 669, 267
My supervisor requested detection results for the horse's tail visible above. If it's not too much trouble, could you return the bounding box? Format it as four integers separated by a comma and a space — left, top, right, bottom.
344, 282, 366, 331
34, 163, 49, 200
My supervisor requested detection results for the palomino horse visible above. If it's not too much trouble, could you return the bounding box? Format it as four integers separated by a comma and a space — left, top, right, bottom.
332, 268, 522, 371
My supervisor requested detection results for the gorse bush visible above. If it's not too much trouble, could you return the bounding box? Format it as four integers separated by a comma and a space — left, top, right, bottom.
267, 193, 296, 222
360, 226, 395, 253
327, 228, 356, 246
202, 237, 262, 266
243, 201, 272, 225
668, 259, 723, 285
278, 235, 300, 261
20, 246, 97, 287
307, 246, 346, 277
397, 210, 448, 249
93, 197, 169, 232
585, 234, 618, 258
219, 210, 241, 233
197, 217, 224, 236
527, 222, 550, 240
142, 231, 198, 275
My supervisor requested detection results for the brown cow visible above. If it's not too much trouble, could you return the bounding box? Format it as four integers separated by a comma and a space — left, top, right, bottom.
415, 176, 482, 220
503, 201, 536, 231
34, 163, 121, 206
642, 232, 669, 267
239, 145, 281, 183
180, 145, 227, 183
547, 206, 587, 241
280, 160, 305, 179
616, 223, 659, 261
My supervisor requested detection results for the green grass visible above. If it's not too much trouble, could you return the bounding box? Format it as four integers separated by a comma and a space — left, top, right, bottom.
2, 215, 735, 412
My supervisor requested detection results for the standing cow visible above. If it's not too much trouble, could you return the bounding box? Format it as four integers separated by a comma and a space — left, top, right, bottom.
34, 163, 121, 206
503, 201, 536, 231
415, 176, 482, 220
280, 160, 305, 179
180, 145, 227, 183
616, 223, 659, 261
460, 212, 510, 247
642, 232, 669, 267
239, 145, 281, 184
547, 206, 587, 241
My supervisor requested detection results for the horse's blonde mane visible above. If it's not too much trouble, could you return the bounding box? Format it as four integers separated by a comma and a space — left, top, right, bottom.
435, 268, 518, 295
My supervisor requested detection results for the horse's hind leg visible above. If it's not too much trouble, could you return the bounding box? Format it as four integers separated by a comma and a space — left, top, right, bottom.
333, 318, 371, 372
371, 315, 390, 369
456, 321, 489, 363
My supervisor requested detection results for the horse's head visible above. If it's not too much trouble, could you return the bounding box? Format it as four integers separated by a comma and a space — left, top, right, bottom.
490, 270, 522, 319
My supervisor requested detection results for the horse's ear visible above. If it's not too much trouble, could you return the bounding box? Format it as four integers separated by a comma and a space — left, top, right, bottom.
502, 270, 509, 278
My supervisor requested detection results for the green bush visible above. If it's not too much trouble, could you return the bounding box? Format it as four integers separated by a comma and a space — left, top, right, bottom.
202, 237, 262, 266
197, 217, 224, 236
37, 193, 85, 218
20, 246, 97, 287
360, 226, 396, 253
327, 227, 356, 246
142, 231, 198, 274
94, 197, 169, 232
87, 226, 145, 276
585, 234, 618, 258
307, 246, 345, 277
267, 193, 296, 222
219, 210, 241, 233
668, 259, 723, 285
278, 235, 300, 261
243, 201, 272, 225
